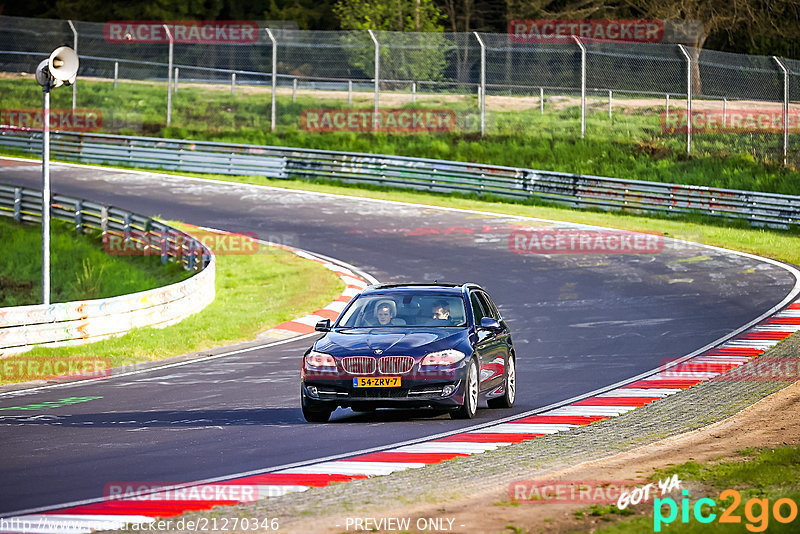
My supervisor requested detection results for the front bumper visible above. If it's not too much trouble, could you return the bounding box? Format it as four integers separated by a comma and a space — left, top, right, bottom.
301, 377, 465, 409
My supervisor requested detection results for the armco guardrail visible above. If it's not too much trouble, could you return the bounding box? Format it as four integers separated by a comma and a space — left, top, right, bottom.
1, 130, 800, 228
0, 183, 215, 356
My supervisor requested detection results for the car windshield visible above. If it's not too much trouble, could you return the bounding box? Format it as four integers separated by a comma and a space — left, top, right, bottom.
338, 293, 467, 328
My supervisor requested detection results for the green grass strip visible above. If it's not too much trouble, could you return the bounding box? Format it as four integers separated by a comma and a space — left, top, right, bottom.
0, 219, 344, 385
0, 217, 190, 306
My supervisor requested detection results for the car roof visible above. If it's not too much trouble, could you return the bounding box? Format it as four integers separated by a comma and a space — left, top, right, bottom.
360, 283, 482, 296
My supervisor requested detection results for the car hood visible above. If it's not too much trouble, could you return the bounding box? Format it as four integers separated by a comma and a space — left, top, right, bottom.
315, 328, 468, 357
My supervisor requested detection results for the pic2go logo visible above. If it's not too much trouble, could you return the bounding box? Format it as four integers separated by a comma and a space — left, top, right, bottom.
654, 489, 798, 532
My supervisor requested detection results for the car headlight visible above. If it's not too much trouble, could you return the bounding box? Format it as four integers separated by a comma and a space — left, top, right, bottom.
305, 351, 337, 371
420, 349, 467, 366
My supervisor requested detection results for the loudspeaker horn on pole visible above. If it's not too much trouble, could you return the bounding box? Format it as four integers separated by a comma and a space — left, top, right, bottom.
35, 46, 79, 89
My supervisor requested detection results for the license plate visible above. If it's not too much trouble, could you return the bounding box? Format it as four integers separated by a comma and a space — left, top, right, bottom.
353, 376, 401, 387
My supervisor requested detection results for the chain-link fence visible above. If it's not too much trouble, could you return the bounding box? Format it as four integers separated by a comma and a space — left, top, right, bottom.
2, 14, 800, 166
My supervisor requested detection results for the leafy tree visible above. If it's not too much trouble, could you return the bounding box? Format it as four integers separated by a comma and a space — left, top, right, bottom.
333, 0, 448, 84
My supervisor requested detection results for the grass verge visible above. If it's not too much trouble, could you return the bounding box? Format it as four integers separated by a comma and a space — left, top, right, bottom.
2, 75, 799, 195
0, 220, 345, 385
0, 216, 190, 306
591, 445, 800, 533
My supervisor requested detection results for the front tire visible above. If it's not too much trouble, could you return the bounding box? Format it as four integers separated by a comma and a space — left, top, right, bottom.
302, 389, 333, 423
488, 355, 516, 409
451, 358, 479, 419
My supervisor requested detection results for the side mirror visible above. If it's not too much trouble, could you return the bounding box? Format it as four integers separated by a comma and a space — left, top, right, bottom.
479, 317, 501, 331
315, 319, 331, 332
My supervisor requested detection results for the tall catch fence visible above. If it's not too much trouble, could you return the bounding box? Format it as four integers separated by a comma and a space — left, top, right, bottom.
1, 15, 799, 165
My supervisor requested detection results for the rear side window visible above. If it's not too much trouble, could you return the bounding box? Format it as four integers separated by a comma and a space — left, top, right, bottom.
477, 292, 500, 319
470, 292, 486, 324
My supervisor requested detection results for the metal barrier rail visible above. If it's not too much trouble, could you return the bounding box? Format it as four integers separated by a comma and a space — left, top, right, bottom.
1, 130, 799, 229
0, 181, 216, 355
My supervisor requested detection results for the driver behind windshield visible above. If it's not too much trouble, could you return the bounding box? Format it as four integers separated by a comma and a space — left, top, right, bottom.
370, 300, 405, 326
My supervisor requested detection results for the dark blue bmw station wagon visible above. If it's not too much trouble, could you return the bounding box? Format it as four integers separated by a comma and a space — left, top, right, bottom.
301, 283, 516, 422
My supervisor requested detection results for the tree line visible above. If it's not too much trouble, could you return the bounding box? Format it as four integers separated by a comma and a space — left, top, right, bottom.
2, 0, 800, 58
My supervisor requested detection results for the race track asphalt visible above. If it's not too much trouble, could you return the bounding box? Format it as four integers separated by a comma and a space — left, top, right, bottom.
0, 161, 795, 514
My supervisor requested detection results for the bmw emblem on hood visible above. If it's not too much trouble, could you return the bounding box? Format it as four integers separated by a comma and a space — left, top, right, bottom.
374, 349, 383, 355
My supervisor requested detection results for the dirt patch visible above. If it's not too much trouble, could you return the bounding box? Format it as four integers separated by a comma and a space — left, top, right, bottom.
281, 379, 800, 534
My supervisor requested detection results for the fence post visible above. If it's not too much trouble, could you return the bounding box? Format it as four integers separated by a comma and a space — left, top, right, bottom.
474, 32, 486, 137
348, 80, 353, 105
174, 67, 179, 93
293, 77, 297, 102
114, 61, 118, 88
368, 29, 380, 132
163, 24, 173, 127
412, 81, 416, 103
573, 36, 586, 139
231, 72, 236, 95
540, 87, 544, 114
722, 96, 727, 126
266, 28, 277, 132
666, 93, 670, 121
773, 56, 789, 165
678, 44, 692, 153
608, 90, 612, 120
68, 20, 77, 110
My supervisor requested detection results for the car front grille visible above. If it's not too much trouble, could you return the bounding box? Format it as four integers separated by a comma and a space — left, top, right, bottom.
378, 356, 414, 374
341, 356, 376, 375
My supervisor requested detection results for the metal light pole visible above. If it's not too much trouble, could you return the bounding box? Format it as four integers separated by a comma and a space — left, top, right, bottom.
473, 32, 486, 137
68, 20, 77, 110
368, 30, 380, 132
266, 28, 277, 132
35, 46, 79, 305
164, 25, 173, 126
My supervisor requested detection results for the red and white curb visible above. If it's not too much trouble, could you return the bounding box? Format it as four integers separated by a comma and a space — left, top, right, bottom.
6, 299, 799, 533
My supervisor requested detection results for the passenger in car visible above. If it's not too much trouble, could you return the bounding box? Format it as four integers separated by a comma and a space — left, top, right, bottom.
431, 300, 453, 324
